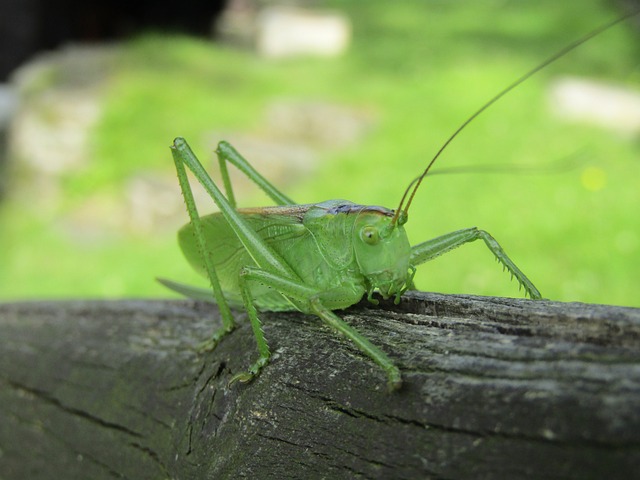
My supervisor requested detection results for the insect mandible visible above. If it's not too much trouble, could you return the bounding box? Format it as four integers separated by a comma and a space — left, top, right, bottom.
160, 11, 637, 391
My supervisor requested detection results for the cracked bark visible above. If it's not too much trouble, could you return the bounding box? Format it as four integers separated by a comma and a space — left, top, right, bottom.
0, 292, 639, 479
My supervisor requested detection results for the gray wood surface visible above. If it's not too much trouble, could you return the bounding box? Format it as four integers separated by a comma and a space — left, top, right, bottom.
1, 292, 639, 479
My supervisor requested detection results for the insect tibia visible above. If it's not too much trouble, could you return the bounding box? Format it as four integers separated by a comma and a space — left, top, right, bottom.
478, 230, 542, 300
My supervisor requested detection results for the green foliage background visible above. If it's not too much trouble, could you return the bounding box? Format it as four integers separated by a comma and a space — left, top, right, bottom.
1, 0, 639, 306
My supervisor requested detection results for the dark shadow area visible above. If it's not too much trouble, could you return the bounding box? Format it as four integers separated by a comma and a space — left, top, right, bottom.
0, 0, 229, 80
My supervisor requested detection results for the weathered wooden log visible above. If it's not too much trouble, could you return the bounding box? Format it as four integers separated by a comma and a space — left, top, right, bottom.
1, 292, 639, 479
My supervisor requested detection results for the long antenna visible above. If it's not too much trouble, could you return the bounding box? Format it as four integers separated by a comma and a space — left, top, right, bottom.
391, 9, 639, 226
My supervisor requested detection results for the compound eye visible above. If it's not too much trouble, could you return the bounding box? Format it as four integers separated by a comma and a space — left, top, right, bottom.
360, 226, 380, 245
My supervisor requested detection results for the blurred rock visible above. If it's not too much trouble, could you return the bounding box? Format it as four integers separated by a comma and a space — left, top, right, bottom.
549, 77, 640, 136
257, 6, 350, 58
9, 44, 114, 178
6, 44, 115, 220
216, 2, 351, 58
12, 90, 101, 175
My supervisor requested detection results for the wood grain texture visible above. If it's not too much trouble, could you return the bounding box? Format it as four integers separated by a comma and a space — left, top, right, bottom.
1, 292, 639, 479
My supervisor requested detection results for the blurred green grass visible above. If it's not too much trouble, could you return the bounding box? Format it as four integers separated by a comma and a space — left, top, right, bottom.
1, 0, 638, 306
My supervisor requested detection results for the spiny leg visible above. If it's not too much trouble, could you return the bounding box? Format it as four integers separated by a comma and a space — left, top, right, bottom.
172, 137, 303, 355
172, 138, 299, 282
172, 143, 236, 348
228, 271, 272, 384
410, 227, 542, 299
216, 141, 295, 207
235, 266, 402, 391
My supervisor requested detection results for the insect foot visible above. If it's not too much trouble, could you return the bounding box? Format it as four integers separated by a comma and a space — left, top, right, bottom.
229, 356, 270, 386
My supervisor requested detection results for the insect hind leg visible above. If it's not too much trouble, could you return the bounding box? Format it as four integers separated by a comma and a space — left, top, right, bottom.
171, 137, 302, 361
216, 141, 296, 207
171, 138, 237, 347
410, 227, 542, 299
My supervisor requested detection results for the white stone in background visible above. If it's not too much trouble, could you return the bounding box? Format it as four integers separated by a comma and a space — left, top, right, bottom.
9, 44, 115, 176
549, 77, 640, 135
257, 6, 351, 58
12, 90, 101, 175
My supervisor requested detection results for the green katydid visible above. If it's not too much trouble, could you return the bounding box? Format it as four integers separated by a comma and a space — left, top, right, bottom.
160, 12, 637, 391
